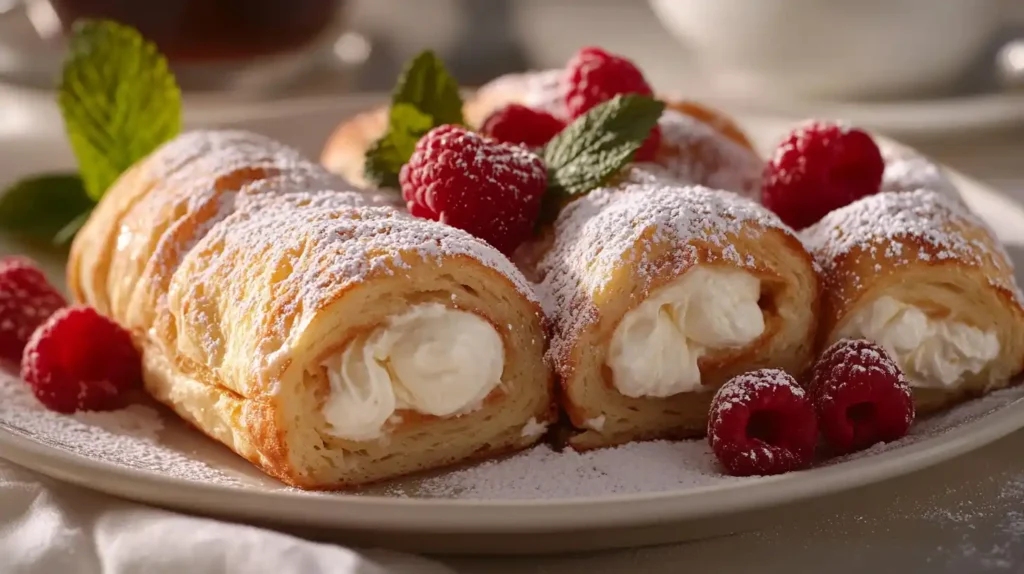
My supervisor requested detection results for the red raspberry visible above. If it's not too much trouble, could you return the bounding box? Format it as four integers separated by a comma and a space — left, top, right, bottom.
21, 306, 142, 414
0, 257, 66, 364
707, 369, 818, 476
762, 121, 884, 230
399, 125, 548, 255
808, 338, 914, 455
634, 124, 662, 162
564, 46, 653, 117
480, 104, 566, 148
563, 47, 660, 161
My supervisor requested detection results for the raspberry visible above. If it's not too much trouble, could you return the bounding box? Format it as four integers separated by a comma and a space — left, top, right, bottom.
564, 46, 653, 117
21, 306, 142, 414
563, 47, 660, 161
0, 257, 66, 364
480, 104, 565, 148
634, 124, 662, 162
399, 125, 548, 255
762, 121, 884, 230
808, 338, 914, 454
707, 369, 818, 476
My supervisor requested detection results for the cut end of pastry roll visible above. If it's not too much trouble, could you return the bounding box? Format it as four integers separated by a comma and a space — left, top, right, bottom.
70, 130, 554, 488
803, 188, 1024, 414
539, 176, 819, 449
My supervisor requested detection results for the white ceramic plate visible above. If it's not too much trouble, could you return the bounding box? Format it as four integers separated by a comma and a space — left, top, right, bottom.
2, 98, 1024, 556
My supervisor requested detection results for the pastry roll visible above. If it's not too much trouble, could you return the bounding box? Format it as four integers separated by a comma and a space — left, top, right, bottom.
802, 188, 1024, 414
69, 130, 554, 488
540, 169, 819, 448
321, 70, 765, 200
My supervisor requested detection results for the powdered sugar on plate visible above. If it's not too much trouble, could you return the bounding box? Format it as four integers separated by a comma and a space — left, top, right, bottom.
0, 369, 241, 486
1, 357, 1023, 500
381, 384, 1024, 500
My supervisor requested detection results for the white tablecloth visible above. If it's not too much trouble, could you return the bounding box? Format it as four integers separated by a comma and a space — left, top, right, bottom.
0, 459, 453, 574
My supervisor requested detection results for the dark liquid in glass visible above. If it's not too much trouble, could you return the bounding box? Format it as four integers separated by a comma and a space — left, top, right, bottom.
50, 0, 340, 62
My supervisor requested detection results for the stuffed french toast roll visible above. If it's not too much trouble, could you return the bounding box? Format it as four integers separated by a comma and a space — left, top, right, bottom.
463, 70, 765, 199
540, 172, 819, 449
68, 130, 554, 488
802, 188, 1024, 415
321, 70, 764, 199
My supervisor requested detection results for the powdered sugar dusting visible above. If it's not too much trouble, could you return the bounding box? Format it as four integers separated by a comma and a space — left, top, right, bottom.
381, 384, 1024, 500
712, 368, 806, 411
879, 140, 962, 202
392, 441, 739, 500
177, 200, 539, 381
655, 109, 764, 200
476, 69, 567, 120
538, 178, 797, 373
0, 370, 240, 485
801, 189, 1024, 306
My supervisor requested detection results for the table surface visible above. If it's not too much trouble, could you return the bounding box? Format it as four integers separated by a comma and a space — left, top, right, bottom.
2, 2, 1024, 572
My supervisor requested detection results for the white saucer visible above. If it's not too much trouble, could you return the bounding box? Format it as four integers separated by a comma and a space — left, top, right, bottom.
2, 98, 1024, 556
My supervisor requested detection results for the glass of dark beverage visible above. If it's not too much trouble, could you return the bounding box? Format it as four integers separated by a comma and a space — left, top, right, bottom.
18, 0, 349, 93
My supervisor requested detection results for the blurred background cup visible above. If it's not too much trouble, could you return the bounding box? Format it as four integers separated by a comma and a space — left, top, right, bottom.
4, 0, 352, 93
648, 0, 1006, 100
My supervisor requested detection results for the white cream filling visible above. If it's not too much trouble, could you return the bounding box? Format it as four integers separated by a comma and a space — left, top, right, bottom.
608, 266, 765, 398
321, 303, 505, 441
836, 296, 1000, 389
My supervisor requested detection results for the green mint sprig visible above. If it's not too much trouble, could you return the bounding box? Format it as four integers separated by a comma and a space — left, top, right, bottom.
0, 19, 181, 247
544, 94, 665, 196
363, 50, 464, 187
0, 174, 93, 246
60, 19, 182, 200
538, 94, 665, 224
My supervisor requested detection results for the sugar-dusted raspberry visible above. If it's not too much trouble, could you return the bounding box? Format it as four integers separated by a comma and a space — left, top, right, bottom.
707, 369, 818, 476
809, 338, 914, 454
762, 121, 884, 230
480, 104, 566, 148
564, 46, 653, 117
21, 306, 142, 414
0, 256, 67, 364
399, 124, 548, 255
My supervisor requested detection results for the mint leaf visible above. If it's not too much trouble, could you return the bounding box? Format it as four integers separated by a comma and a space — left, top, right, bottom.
543, 94, 665, 197
363, 50, 464, 186
59, 19, 182, 200
0, 173, 93, 245
391, 50, 464, 127
364, 104, 434, 188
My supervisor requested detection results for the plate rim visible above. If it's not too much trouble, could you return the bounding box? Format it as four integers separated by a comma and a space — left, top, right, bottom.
2, 393, 1023, 533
